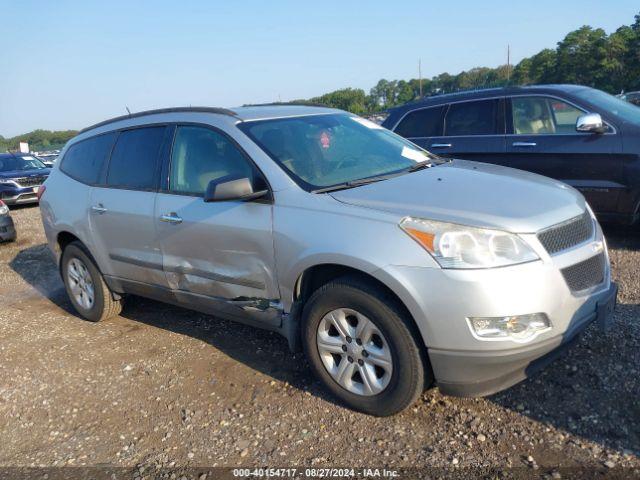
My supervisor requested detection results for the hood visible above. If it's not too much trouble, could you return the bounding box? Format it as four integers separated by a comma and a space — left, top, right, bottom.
0, 168, 51, 179
330, 160, 586, 233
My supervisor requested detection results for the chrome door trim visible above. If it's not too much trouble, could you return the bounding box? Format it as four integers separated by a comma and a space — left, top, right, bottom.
390, 93, 618, 136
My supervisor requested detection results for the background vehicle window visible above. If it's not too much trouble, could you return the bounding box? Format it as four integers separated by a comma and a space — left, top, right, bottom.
549, 99, 583, 133
169, 126, 257, 195
0, 155, 47, 172
512, 97, 584, 135
445, 100, 498, 136
394, 106, 445, 138
106, 127, 165, 190
60, 132, 116, 184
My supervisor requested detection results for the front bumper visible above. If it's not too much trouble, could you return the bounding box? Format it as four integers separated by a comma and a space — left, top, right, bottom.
0, 214, 16, 242
431, 282, 617, 396
0, 185, 40, 205
376, 216, 615, 398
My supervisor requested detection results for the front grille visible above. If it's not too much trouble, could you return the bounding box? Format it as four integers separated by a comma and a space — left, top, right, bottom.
14, 175, 47, 188
561, 253, 605, 293
537, 211, 594, 255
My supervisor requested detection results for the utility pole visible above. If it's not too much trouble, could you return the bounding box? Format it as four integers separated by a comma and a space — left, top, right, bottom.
507, 45, 511, 83
418, 58, 423, 97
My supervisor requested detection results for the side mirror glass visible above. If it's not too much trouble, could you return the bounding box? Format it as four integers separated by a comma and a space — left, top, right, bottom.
204, 176, 268, 203
576, 113, 607, 134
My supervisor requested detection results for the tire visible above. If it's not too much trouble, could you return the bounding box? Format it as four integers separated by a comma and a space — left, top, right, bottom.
301, 275, 431, 416
61, 241, 122, 322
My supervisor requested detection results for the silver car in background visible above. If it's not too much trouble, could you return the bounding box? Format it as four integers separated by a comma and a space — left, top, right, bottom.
40, 106, 617, 416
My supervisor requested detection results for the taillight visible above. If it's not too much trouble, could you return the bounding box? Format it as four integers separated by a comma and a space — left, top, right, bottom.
37, 185, 46, 202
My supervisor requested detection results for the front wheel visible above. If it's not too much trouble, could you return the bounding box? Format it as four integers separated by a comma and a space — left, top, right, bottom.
302, 276, 430, 416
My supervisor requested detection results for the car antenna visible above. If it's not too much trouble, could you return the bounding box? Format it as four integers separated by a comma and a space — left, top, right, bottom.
125, 106, 132, 116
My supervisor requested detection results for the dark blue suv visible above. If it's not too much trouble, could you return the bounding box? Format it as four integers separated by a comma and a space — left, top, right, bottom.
0, 153, 51, 205
383, 85, 640, 225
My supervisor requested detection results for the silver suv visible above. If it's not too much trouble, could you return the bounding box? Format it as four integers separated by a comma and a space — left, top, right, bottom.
40, 106, 617, 416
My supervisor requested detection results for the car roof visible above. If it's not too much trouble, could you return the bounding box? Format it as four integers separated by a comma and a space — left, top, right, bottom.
0, 152, 32, 159
78, 104, 342, 134
388, 84, 591, 112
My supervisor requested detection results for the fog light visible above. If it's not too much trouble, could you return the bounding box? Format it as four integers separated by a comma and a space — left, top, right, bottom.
467, 313, 551, 342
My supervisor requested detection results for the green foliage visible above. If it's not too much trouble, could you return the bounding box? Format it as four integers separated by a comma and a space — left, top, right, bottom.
0, 129, 77, 153
309, 88, 369, 114
307, 11, 640, 114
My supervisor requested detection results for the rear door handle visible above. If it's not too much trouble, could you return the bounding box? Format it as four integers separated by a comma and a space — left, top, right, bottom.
91, 204, 107, 214
160, 213, 183, 224
431, 143, 452, 148
512, 142, 537, 147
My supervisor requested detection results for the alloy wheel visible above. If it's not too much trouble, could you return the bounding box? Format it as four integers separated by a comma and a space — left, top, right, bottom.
316, 308, 393, 396
67, 257, 95, 310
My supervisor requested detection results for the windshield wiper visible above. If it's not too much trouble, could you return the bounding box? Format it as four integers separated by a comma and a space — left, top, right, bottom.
407, 160, 433, 172
312, 173, 398, 193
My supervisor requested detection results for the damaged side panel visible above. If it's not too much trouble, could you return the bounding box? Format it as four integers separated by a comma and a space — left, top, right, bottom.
154, 192, 282, 327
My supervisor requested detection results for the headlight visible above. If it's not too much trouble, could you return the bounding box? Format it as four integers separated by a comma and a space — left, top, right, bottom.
0, 202, 8, 215
400, 217, 538, 269
467, 313, 551, 342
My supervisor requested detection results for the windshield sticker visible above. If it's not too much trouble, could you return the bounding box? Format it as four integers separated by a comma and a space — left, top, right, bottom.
320, 131, 331, 149
401, 146, 427, 163
351, 117, 384, 130
21, 156, 36, 161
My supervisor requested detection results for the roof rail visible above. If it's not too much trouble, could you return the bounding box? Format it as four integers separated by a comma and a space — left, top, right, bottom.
241, 101, 330, 108
79, 107, 238, 134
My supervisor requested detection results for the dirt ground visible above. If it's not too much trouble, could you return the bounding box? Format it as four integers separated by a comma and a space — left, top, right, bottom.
0, 205, 639, 476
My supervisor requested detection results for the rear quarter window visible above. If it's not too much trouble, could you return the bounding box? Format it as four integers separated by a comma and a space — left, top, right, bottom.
394, 106, 445, 138
59, 132, 117, 184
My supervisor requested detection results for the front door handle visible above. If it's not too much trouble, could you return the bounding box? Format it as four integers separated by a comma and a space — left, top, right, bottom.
91, 204, 107, 214
160, 213, 183, 224
513, 142, 537, 147
431, 143, 452, 148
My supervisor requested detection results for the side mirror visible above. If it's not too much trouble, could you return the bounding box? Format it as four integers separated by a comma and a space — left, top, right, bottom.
576, 113, 607, 134
204, 176, 268, 203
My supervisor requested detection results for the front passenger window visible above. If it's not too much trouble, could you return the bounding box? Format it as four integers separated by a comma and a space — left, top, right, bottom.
169, 126, 257, 196
512, 97, 584, 135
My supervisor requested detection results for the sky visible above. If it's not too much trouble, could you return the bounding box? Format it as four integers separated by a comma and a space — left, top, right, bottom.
1, 0, 638, 137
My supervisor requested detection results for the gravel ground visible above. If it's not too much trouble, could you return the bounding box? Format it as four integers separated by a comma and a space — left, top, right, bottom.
0, 205, 639, 477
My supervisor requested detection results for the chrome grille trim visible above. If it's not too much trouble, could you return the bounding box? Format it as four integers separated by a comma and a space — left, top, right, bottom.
537, 211, 594, 255
561, 253, 606, 293
14, 175, 47, 188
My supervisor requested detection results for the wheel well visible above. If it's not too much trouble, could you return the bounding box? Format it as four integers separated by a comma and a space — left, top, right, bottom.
294, 264, 416, 330
57, 231, 80, 252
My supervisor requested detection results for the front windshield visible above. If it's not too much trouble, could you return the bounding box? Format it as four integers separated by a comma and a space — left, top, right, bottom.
575, 88, 640, 125
0, 155, 47, 172
239, 114, 435, 190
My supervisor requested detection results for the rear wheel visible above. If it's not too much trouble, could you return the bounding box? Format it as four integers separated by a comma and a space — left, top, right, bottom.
302, 276, 429, 416
61, 242, 122, 322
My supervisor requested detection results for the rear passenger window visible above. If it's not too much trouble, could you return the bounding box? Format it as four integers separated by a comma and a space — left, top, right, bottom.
106, 127, 165, 190
445, 100, 498, 136
394, 106, 445, 138
60, 132, 116, 184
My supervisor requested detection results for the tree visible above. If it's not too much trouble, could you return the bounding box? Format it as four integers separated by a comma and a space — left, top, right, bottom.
310, 88, 368, 114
